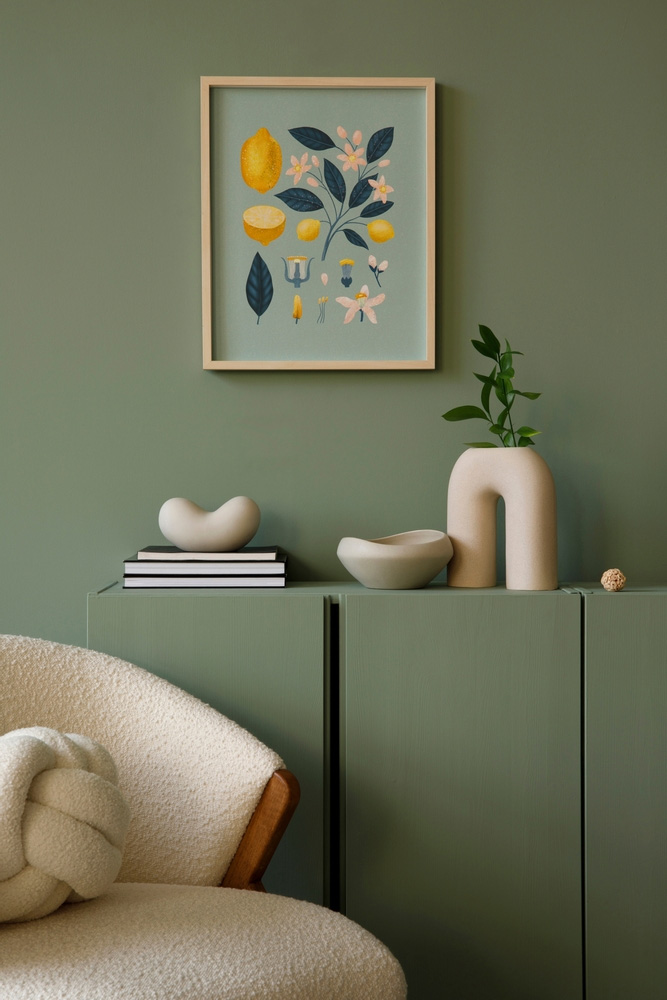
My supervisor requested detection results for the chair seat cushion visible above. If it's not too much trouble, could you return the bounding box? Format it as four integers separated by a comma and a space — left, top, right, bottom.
0, 882, 406, 999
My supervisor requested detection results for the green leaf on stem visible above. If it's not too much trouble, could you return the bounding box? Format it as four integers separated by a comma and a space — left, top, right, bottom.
480, 366, 496, 415
442, 405, 490, 421
472, 339, 498, 361
495, 383, 515, 406
478, 324, 501, 354
442, 327, 543, 449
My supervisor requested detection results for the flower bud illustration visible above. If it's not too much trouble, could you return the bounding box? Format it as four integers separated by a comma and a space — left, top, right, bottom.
339, 259, 354, 287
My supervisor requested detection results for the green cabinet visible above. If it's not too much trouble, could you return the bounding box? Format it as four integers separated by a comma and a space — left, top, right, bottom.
87, 583, 667, 1000
342, 589, 583, 1000
583, 587, 667, 1000
87, 585, 327, 904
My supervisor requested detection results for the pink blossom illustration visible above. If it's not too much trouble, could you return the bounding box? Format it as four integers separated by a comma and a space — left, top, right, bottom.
337, 142, 367, 172
368, 175, 394, 203
336, 284, 385, 324
286, 152, 312, 184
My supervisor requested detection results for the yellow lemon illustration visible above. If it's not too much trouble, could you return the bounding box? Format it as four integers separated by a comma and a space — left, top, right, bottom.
240, 128, 282, 193
243, 205, 286, 246
296, 218, 321, 242
367, 219, 395, 243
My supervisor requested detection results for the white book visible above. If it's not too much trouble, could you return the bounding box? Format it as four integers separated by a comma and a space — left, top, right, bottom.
124, 557, 286, 576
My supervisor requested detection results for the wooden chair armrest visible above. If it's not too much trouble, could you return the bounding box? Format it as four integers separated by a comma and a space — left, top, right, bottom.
221, 768, 300, 892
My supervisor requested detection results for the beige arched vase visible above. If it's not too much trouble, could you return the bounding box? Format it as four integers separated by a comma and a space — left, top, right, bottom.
446, 448, 558, 590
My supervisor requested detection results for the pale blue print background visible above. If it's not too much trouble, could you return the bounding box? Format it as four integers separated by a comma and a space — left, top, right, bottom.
210, 86, 428, 362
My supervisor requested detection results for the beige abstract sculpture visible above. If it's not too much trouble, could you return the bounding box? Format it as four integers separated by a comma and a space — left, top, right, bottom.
447, 449, 558, 590
158, 496, 261, 552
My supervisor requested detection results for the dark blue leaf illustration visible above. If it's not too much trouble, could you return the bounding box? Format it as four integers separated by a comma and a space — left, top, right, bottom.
366, 127, 394, 163
343, 229, 369, 249
323, 158, 346, 204
360, 199, 394, 218
246, 252, 273, 324
349, 173, 377, 209
288, 126, 336, 151
275, 188, 325, 212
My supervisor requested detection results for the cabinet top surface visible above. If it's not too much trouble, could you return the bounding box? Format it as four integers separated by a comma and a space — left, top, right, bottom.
85, 582, 639, 599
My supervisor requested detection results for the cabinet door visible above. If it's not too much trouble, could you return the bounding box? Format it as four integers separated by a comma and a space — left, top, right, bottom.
585, 589, 667, 1000
343, 590, 582, 1000
88, 587, 326, 903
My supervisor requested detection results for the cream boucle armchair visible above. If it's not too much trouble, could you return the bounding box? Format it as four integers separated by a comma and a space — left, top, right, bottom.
0, 634, 406, 1000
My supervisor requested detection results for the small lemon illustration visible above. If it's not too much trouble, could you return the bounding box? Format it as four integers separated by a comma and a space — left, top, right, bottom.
367, 219, 395, 243
296, 218, 321, 242
240, 128, 283, 193
243, 205, 286, 246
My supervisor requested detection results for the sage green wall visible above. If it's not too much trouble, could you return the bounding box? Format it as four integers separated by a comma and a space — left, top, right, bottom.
1, 0, 665, 646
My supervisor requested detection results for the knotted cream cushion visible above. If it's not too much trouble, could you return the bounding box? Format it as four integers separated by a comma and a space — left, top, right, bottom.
0, 726, 131, 923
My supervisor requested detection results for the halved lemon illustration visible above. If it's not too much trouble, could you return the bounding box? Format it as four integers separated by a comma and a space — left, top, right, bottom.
240, 128, 282, 193
296, 218, 321, 242
243, 205, 286, 246
367, 219, 395, 243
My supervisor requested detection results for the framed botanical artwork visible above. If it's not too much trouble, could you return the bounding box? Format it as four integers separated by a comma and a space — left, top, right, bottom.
201, 76, 435, 370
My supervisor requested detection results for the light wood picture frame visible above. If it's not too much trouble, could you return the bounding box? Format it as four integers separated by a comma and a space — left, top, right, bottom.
201, 76, 435, 371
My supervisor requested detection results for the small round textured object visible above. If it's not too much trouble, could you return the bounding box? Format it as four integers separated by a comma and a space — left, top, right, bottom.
0, 727, 130, 923
601, 568, 627, 592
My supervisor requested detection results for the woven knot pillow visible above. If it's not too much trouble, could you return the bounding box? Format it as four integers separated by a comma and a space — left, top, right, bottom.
0, 726, 131, 922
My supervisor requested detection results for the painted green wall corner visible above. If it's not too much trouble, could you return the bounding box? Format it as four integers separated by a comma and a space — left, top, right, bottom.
1, 0, 665, 645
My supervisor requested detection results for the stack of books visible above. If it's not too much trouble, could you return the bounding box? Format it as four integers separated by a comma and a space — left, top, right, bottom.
122, 546, 287, 589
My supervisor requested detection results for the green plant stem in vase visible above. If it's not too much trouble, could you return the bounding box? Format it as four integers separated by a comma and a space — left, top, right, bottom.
442, 325, 542, 447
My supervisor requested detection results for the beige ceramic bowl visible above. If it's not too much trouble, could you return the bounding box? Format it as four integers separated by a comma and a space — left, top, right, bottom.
337, 529, 453, 590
